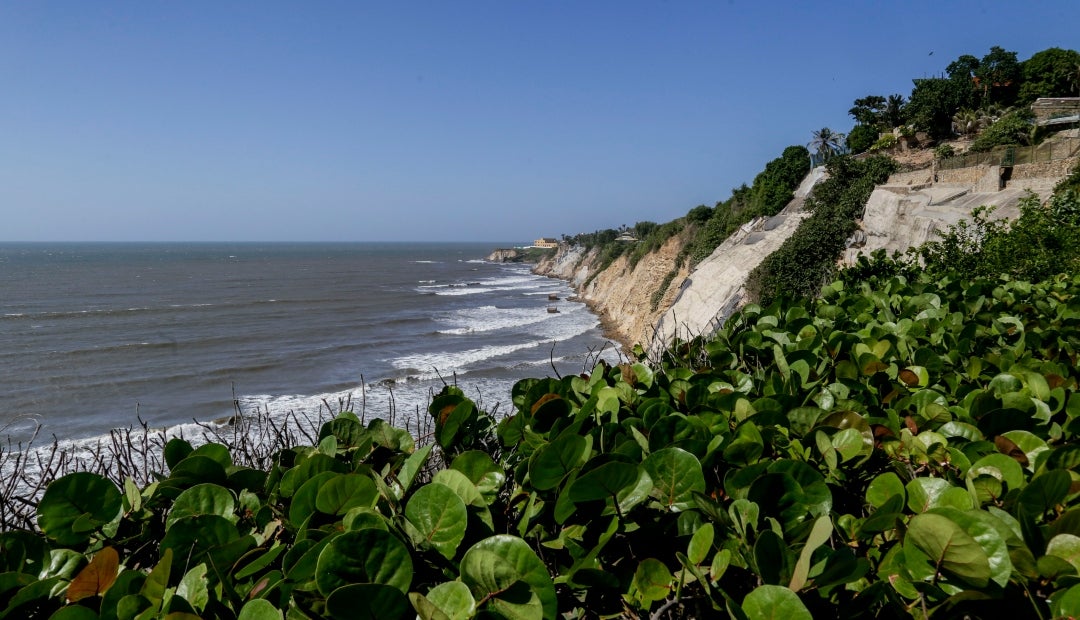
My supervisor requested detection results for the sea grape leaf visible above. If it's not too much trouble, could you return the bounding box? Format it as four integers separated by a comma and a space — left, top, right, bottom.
166, 483, 236, 530
1018, 470, 1071, 520
642, 447, 706, 510
343, 507, 390, 532
159, 515, 241, 575
904, 513, 991, 588
190, 442, 232, 468
67, 546, 119, 602
968, 453, 1026, 491
741, 584, 812, 620
930, 507, 1013, 588
315, 529, 413, 595
866, 472, 905, 509
528, 434, 589, 491
423, 581, 476, 620
315, 474, 378, 516
723, 421, 764, 465
687, 523, 714, 566
451, 450, 505, 490
176, 564, 209, 613
789, 515, 832, 592
405, 482, 468, 560
568, 461, 639, 503
1046, 533, 1080, 575
37, 472, 122, 546
288, 471, 337, 525
163, 438, 194, 470
235, 598, 282, 620
460, 535, 556, 620
631, 558, 673, 606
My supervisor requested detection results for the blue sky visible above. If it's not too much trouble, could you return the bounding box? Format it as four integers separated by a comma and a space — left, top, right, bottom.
2, 1, 1077, 242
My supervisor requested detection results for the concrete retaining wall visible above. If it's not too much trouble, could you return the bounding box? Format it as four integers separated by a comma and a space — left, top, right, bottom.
887, 169, 933, 186
1010, 156, 1079, 180
937, 165, 989, 185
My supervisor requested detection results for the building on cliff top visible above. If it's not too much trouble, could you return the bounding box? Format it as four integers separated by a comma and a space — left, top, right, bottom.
533, 238, 558, 248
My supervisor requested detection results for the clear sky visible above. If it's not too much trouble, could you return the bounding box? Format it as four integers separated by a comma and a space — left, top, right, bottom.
2, 1, 1077, 242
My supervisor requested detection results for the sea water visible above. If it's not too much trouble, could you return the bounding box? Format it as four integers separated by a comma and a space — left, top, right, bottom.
0, 242, 619, 446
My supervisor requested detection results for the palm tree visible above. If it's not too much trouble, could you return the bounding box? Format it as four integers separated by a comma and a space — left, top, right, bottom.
808, 127, 846, 161
952, 109, 980, 138
884, 94, 906, 129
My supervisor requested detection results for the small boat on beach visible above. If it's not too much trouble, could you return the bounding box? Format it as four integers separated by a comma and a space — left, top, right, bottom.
548, 293, 560, 301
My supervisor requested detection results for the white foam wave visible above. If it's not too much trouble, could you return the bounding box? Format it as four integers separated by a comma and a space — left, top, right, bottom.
392, 308, 599, 381
437, 305, 558, 335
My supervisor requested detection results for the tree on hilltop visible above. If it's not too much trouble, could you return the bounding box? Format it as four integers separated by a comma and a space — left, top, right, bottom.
1018, 47, 1080, 103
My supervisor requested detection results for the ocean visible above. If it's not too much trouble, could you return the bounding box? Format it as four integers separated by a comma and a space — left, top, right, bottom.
0, 242, 619, 446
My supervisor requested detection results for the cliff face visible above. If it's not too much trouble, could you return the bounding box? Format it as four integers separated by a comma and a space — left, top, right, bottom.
534, 168, 824, 350
534, 235, 691, 347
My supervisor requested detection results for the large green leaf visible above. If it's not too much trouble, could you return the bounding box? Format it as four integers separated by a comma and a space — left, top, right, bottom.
630, 558, 673, 606
1045, 533, 1080, 574
642, 447, 706, 510
741, 584, 813, 620
315, 473, 379, 516
315, 529, 413, 595
405, 482, 468, 560
421, 581, 476, 620
930, 507, 1013, 588
865, 472, 905, 509
567, 461, 639, 503
528, 434, 589, 491
460, 535, 556, 620
237, 598, 283, 620
37, 472, 122, 546
166, 483, 236, 530
904, 513, 991, 588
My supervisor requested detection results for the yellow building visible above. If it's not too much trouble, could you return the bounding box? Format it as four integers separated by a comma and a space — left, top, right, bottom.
533, 238, 558, 248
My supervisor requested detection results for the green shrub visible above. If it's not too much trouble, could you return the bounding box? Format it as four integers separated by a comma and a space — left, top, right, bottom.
968, 109, 1035, 152
934, 144, 956, 159
846, 124, 878, 154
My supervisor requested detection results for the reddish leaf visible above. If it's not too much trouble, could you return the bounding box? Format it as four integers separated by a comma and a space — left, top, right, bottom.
67, 546, 119, 602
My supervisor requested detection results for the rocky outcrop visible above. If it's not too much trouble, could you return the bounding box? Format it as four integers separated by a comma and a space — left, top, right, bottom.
534, 236, 691, 347
487, 248, 526, 262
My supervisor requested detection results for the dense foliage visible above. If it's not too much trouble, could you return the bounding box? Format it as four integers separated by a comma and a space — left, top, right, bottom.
968, 109, 1036, 153
746, 155, 896, 306
1018, 47, 1080, 104
686, 146, 810, 266
846, 124, 878, 155
12, 265, 1080, 619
